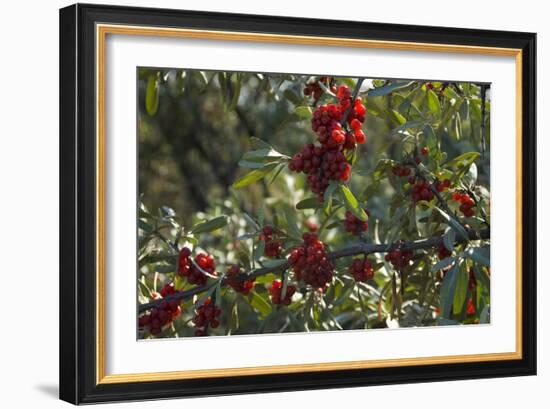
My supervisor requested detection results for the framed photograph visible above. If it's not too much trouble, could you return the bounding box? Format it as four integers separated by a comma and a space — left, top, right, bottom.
59, 3, 536, 404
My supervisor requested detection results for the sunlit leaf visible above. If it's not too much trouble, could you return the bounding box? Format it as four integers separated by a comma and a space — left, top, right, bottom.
339, 185, 368, 221
190, 216, 228, 234
232, 163, 278, 189
367, 81, 414, 97
145, 74, 160, 116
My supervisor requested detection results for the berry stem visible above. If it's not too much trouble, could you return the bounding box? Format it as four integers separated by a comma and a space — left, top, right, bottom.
339, 78, 365, 127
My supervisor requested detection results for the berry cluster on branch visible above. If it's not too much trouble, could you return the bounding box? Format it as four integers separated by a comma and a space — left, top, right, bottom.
226, 264, 255, 295
260, 225, 283, 258
178, 247, 217, 286
138, 228, 490, 315
452, 192, 476, 217
269, 279, 297, 305
288, 84, 367, 200
349, 258, 374, 282
138, 283, 182, 335
344, 210, 369, 235
193, 298, 221, 336
288, 233, 334, 289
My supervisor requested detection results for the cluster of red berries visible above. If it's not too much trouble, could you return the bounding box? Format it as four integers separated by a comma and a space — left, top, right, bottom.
138, 283, 182, 335
311, 85, 366, 148
410, 179, 435, 202
259, 225, 283, 258
433, 178, 451, 192
437, 243, 452, 260
452, 192, 475, 217
178, 247, 217, 286
392, 164, 412, 177
420, 146, 429, 155
288, 143, 351, 200
268, 279, 297, 305
303, 76, 336, 102
288, 85, 367, 200
385, 246, 414, 270
344, 210, 368, 235
288, 233, 334, 288
193, 298, 221, 336
226, 264, 255, 295
349, 258, 374, 282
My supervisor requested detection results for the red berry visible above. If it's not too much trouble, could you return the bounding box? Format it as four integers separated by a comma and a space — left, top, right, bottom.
226, 264, 255, 295
421, 146, 429, 155
268, 280, 296, 305
385, 245, 414, 270
349, 258, 374, 282
344, 210, 368, 235
288, 234, 334, 288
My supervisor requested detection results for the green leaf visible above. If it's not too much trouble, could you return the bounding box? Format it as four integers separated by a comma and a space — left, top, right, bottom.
443, 229, 456, 252
238, 160, 275, 169
249, 291, 272, 317
138, 279, 153, 299
445, 151, 480, 169
242, 212, 260, 231
331, 280, 356, 308
283, 204, 302, 239
232, 163, 278, 189
267, 163, 285, 186
426, 89, 441, 117
261, 259, 287, 269
296, 197, 323, 210
391, 120, 425, 135
250, 137, 273, 150
435, 207, 468, 241
253, 239, 265, 262
431, 256, 455, 273
145, 74, 160, 116
339, 185, 367, 221
440, 261, 460, 318
283, 89, 302, 105
242, 148, 289, 163
390, 109, 407, 126
160, 206, 176, 218
464, 246, 490, 267
138, 219, 154, 233
323, 181, 338, 215
294, 106, 313, 119
443, 86, 460, 101
423, 124, 438, 149
453, 263, 469, 314
367, 81, 414, 97
190, 215, 228, 234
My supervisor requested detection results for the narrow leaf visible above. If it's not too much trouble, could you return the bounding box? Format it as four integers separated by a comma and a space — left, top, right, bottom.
232, 163, 278, 189
340, 185, 368, 221
190, 215, 228, 234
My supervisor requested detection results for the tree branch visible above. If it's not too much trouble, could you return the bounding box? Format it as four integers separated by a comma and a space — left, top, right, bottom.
138, 228, 489, 313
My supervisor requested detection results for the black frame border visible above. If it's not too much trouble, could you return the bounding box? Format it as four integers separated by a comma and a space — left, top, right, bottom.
59, 3, 536, 404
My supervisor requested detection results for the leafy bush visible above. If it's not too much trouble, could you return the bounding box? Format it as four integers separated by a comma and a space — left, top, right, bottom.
137, 71, 490, 339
